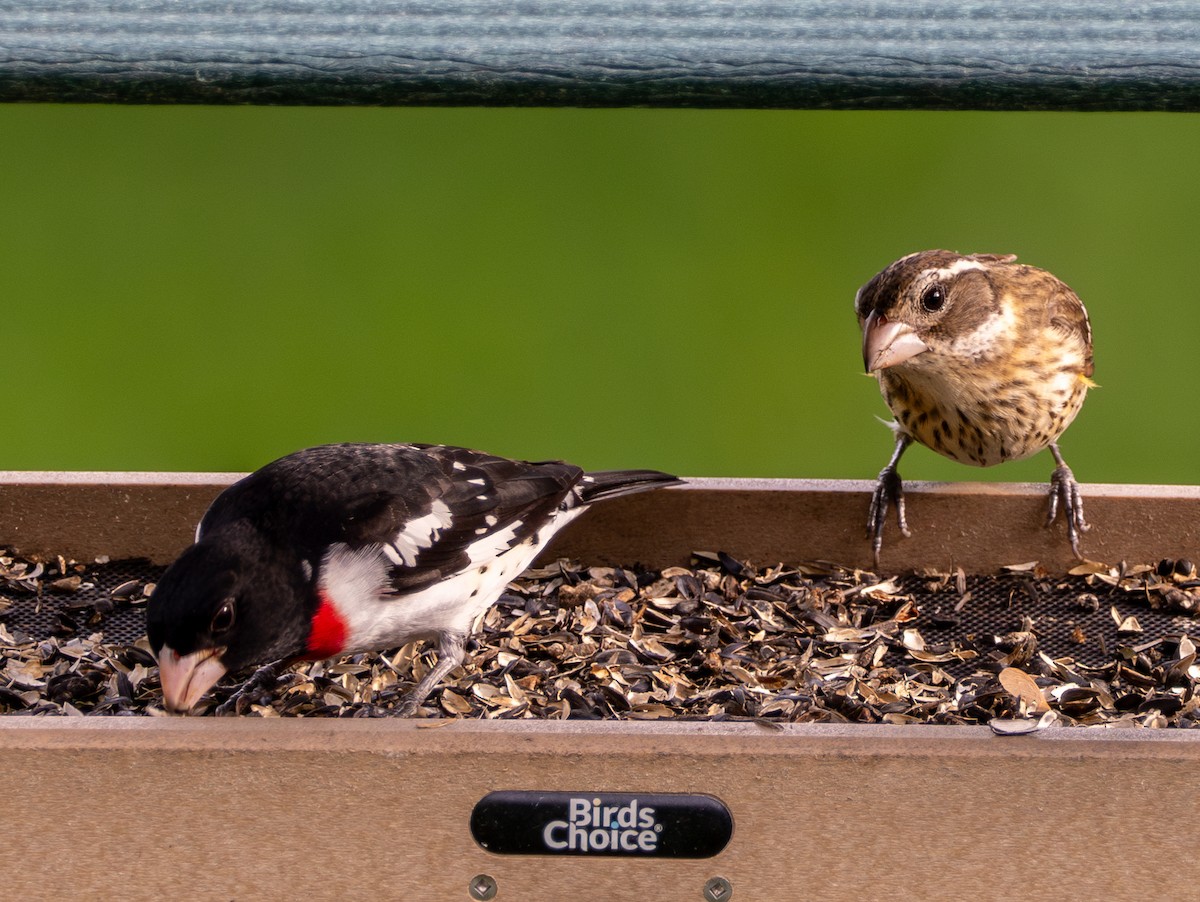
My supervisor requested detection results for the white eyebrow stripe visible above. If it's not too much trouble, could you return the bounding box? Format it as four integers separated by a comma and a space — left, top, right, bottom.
920, 258, 987, 282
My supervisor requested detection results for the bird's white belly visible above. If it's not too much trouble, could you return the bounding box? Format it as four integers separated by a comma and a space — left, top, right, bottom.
324, 507, 584, 653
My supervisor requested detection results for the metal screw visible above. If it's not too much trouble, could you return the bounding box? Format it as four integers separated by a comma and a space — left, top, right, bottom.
468, 874, 498, 901
703, 876, 733, 901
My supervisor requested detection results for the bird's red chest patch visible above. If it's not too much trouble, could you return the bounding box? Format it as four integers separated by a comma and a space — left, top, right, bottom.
305, 590, 348, 660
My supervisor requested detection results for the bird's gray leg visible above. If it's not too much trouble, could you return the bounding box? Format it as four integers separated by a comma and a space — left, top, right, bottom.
1046, 442, 1089, 558
214, 659, 284, 716
868, 433, 913, 568
395, 632, 467, 716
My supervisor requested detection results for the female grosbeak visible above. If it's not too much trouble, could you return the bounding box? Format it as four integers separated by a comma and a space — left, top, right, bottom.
856, 250, 1095, 565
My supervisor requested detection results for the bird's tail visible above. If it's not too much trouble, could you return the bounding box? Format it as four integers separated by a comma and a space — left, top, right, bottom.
578, 469, 683, 504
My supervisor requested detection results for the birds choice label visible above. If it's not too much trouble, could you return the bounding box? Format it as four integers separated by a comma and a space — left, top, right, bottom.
470, 791, 733, 858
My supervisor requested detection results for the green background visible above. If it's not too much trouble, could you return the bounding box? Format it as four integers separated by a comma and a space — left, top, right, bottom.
2, 107, 1195, 484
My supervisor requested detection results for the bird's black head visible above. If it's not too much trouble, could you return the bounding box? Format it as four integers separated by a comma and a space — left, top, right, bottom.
147, 521, 313, 712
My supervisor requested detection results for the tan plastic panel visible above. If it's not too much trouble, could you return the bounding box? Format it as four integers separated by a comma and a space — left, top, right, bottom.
1, 473, 1198, 572
0, 719, 1195, 900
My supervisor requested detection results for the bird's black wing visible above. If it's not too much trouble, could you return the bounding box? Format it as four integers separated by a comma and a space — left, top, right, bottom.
377, 443, 586, 593
199, 443, 583, 596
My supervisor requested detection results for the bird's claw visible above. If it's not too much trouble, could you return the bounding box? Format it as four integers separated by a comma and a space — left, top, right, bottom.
394, 695, 421, 717
868, 465, 910, 567
214, 660, 282, 716
394, 633, 467, 717
350, 703, 391, 718
1047, 463, 1090, 558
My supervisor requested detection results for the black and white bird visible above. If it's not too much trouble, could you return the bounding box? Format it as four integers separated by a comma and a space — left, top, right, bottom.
146, 442, 681, 715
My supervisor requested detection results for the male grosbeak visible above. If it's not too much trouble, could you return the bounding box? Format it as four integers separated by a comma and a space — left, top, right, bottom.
855, 250, 1095, 565
147, 442, 680, 715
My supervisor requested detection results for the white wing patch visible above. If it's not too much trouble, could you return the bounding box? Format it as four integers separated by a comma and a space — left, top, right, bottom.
465, 520, 525, 564
384, 499, 454, 567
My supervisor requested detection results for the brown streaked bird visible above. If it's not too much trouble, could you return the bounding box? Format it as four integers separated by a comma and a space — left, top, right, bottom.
855, 250, 1095, 565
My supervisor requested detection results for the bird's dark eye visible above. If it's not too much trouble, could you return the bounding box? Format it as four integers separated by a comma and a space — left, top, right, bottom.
211, 599, 236, 635
921, 284, 946, 312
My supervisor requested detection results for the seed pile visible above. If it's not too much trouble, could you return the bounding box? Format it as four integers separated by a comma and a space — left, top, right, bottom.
2, 548, 1200, 727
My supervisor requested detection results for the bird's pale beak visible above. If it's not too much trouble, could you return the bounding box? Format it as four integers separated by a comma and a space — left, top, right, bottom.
862, 311, 929, 372
156, 645, 227, 713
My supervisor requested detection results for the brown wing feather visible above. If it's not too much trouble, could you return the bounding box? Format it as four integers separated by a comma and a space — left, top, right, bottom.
1046, 282, 1095, 377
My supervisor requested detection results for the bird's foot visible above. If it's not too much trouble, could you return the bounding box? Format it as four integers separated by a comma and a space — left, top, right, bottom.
394, 633, 467, 717
1047, 463, 1089, 558
868, 465, 911, 568
393, 694, 423, 718
214, 660, 283, 716
349, 703, 391, 718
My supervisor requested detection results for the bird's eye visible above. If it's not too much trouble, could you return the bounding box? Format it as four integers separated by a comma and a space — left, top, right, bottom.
210, 599, 237, 635
921, 284, 946, 312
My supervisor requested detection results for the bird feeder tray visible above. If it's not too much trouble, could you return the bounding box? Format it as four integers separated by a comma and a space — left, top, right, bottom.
1, 473, 1198, 899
